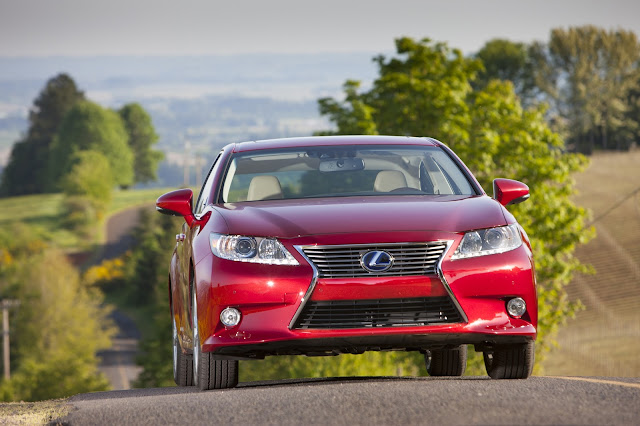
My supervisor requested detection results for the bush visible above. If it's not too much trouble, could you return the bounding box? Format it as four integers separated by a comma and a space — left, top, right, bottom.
0, 227, 115, 401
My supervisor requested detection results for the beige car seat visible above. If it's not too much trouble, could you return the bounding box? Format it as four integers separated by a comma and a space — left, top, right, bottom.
247, 175, 284, 201
374, 170, 408, 192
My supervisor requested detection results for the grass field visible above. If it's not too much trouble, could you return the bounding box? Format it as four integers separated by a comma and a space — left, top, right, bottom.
0, 187, 176, 250
107, 187, 182, 215
543, 150, 640, 376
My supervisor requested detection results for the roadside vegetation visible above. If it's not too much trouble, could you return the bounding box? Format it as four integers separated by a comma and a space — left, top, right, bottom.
0, 224, 114, 401
0, 74, 165, 402
0, 188, 172, 251
0, 74, 163, 243
0, 186, 172, 402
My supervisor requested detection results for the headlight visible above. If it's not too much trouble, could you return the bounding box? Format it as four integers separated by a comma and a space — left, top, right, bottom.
210, 233, 299, 265
451, 224, 522, 259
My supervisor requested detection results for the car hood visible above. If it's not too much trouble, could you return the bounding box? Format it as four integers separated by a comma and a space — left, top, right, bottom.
214, 195, 507, 239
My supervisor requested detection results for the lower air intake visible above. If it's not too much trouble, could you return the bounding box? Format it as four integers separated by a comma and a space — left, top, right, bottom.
294, 296, 462, 329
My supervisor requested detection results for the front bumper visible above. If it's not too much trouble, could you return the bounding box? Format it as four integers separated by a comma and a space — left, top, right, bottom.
193, 231, 537, 359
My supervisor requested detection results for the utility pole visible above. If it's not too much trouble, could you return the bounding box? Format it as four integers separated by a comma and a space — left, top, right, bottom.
1, 299, 20, 380
183, 140, 191, 187
195, 154, 204, 188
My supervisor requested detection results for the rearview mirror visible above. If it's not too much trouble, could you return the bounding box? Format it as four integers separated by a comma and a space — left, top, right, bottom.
319, 158, 365, 172
493, 178, 529, 206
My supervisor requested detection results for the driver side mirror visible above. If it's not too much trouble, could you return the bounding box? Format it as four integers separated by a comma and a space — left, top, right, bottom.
493, 178, 530, 207
156, 188, 195, 225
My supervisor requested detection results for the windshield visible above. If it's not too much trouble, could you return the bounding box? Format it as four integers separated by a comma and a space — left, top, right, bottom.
221, 145, 475, 202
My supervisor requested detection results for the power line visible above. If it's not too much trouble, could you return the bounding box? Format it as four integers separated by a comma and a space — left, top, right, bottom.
587, 185, 640, 226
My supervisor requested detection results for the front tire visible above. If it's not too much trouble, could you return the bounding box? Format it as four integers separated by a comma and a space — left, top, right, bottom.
192, 288, 239, 390
484, 341, 535, 379
425, 345, 467, 376
172, 316, 193, 386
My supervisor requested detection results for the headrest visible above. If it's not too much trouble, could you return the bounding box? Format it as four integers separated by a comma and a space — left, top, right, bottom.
374, 170, 408, 192
247, 175, 284, 201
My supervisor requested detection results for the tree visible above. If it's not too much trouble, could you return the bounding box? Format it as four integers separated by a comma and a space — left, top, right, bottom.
48, 100, 134, 189
125, 211, 181, 387
60, 150, 115, 240
0, 73, 84, 196
530, 26, 640, 152
0, 225, 114, 401
317, 80, 378, 135
118, 103, 164, 184
623, 70, 640, 148
317, 37, 592, 372
474, 39, 538, 105
61, 150, 114, 211
376, 38, 482, 141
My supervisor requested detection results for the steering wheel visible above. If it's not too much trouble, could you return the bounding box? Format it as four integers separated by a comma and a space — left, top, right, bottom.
388, 187, 426, 195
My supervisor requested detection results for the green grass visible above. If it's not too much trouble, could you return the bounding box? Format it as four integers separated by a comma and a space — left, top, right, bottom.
0, 187, 177, 250
0, 192, 78, 247
543, 150, 640, 377
108, 187, 181, 215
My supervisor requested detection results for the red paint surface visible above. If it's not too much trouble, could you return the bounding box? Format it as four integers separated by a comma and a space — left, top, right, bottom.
493, 178, 530, 206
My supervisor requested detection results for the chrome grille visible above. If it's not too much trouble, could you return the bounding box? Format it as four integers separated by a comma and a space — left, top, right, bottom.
301, 242, 448, 278
293, 296, 462, 329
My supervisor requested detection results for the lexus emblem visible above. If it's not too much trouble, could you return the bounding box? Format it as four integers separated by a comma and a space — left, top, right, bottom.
361, 250, 394, 273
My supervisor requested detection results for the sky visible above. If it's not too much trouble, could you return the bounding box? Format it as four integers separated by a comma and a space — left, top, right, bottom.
1, 0, 640, 57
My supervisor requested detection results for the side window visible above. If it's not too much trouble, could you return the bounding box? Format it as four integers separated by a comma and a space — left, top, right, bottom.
195, 153, 221, 216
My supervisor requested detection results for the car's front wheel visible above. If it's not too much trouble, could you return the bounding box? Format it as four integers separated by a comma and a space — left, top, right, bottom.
483, 341, 534, 379
172, 315, 193, 386
192, 288, 239, 390
425, 345, 467, 376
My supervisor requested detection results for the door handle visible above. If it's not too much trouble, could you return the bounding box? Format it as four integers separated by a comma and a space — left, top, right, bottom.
176, 233, 186, 242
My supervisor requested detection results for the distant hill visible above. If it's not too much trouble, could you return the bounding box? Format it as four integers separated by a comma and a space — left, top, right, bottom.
0, 53, 378, 104
544, 150, 640, 376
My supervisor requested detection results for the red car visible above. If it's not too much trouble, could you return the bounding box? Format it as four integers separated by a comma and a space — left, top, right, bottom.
157, 136, 536, 390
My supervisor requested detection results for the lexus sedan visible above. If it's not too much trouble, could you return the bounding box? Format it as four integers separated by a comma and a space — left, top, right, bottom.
157, 135, 537, 390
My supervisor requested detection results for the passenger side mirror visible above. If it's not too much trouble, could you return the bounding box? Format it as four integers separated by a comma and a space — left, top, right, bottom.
493, 178, 530, 206
156, 188, 194, 220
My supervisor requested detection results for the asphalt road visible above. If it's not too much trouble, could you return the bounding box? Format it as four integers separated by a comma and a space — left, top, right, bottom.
96, 311, 142, 391
98, 206, 145, 264
95, 206, 147, 390
61, 376, 639, 425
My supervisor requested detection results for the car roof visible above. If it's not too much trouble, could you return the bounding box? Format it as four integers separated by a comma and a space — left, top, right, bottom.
232, 135, 439, 153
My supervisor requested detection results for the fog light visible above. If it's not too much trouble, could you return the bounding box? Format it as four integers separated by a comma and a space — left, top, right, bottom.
220, 307, 241, 327
507, 297, 527, 317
